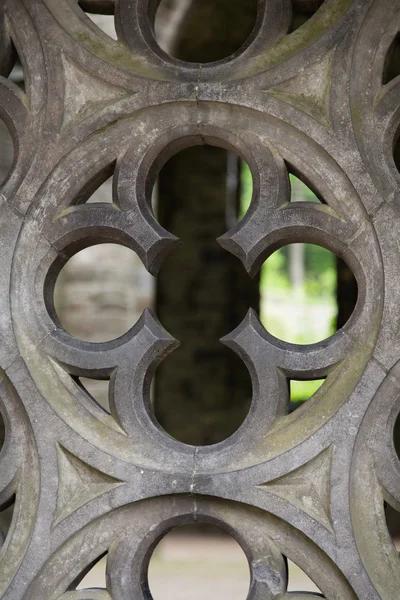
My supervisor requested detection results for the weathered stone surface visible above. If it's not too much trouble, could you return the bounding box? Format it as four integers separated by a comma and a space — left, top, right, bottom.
0, 0, 399, 598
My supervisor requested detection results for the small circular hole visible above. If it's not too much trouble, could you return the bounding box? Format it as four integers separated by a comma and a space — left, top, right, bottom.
154, 0, 258, 63
148, 523, 250, 600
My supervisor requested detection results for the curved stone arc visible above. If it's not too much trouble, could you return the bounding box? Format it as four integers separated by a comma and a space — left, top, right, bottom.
0, 447, 18, 522
373, 384, 400, 511
0, 1, 395, 596
18, 100, 370, 231
194, 343, 381, 480
111, 101, 376, 276
11, 99, 382, 475
0, 197, 23, 372
374, 76, 400, 148
0, 0, 47, 202
44, 202, 180, 277
349, 362, 400, 597
195, 361, 383, 556
17, 238, 199, 470
42, 0, 173, 81
107, 520, 285, 600
78, 0, 115, 15
5, 0, 47, 116
17, 325, 193, 469
203, 480, 337, 566
9, 130, 186, 471
58, 592, 111, 600
221, 310, 289, 427
24, 497, 356, 600
41, 313, 171, 379
0, 372, 40, 597
39, 0, 354, 86
0, 374, 21, 509
107, 309, 180, 436
115, 0, 353, 86
282, 596, 322, 600
239, 0, 354, 81
0, 78, 31, 197
218, 201, 355, 277
349, 0, 400, 201
115, 0, 292, 83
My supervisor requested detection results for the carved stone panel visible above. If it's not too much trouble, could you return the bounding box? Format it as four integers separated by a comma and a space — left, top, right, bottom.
0, 0, 399, 598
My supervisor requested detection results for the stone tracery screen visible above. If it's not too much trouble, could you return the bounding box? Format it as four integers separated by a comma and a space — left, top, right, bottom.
0, 0, 399, 598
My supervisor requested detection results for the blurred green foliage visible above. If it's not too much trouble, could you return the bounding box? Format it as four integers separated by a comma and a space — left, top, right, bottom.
240, 162, 337, 402
290, 379, 325, 403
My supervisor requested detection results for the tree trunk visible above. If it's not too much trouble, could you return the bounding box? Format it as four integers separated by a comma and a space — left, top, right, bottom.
155, 0, 259, 445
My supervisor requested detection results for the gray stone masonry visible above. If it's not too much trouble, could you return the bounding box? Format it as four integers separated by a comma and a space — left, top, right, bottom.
0, 1, 400, 598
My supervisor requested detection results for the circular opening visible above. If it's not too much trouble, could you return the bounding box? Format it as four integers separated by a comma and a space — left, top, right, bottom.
148, 523, 250, 600
261, 244, 357, 344
53, 244, 154, 342
154, 0, 258, 63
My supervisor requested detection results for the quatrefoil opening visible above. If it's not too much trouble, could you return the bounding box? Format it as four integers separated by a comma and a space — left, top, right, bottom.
11, 102, 383, 472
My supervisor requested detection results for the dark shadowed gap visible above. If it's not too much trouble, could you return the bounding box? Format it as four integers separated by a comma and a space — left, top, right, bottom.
154, 0, 258, 62
387, 398, 400, 541
0, 120, 13, 185
290, 0, 326, 32
0, 411, 4, 452
78, 0, 114, 15
154, 145, 258, 446
393, 127, 400, 174
0, 495, 15, 549
382, 32, 400, 85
